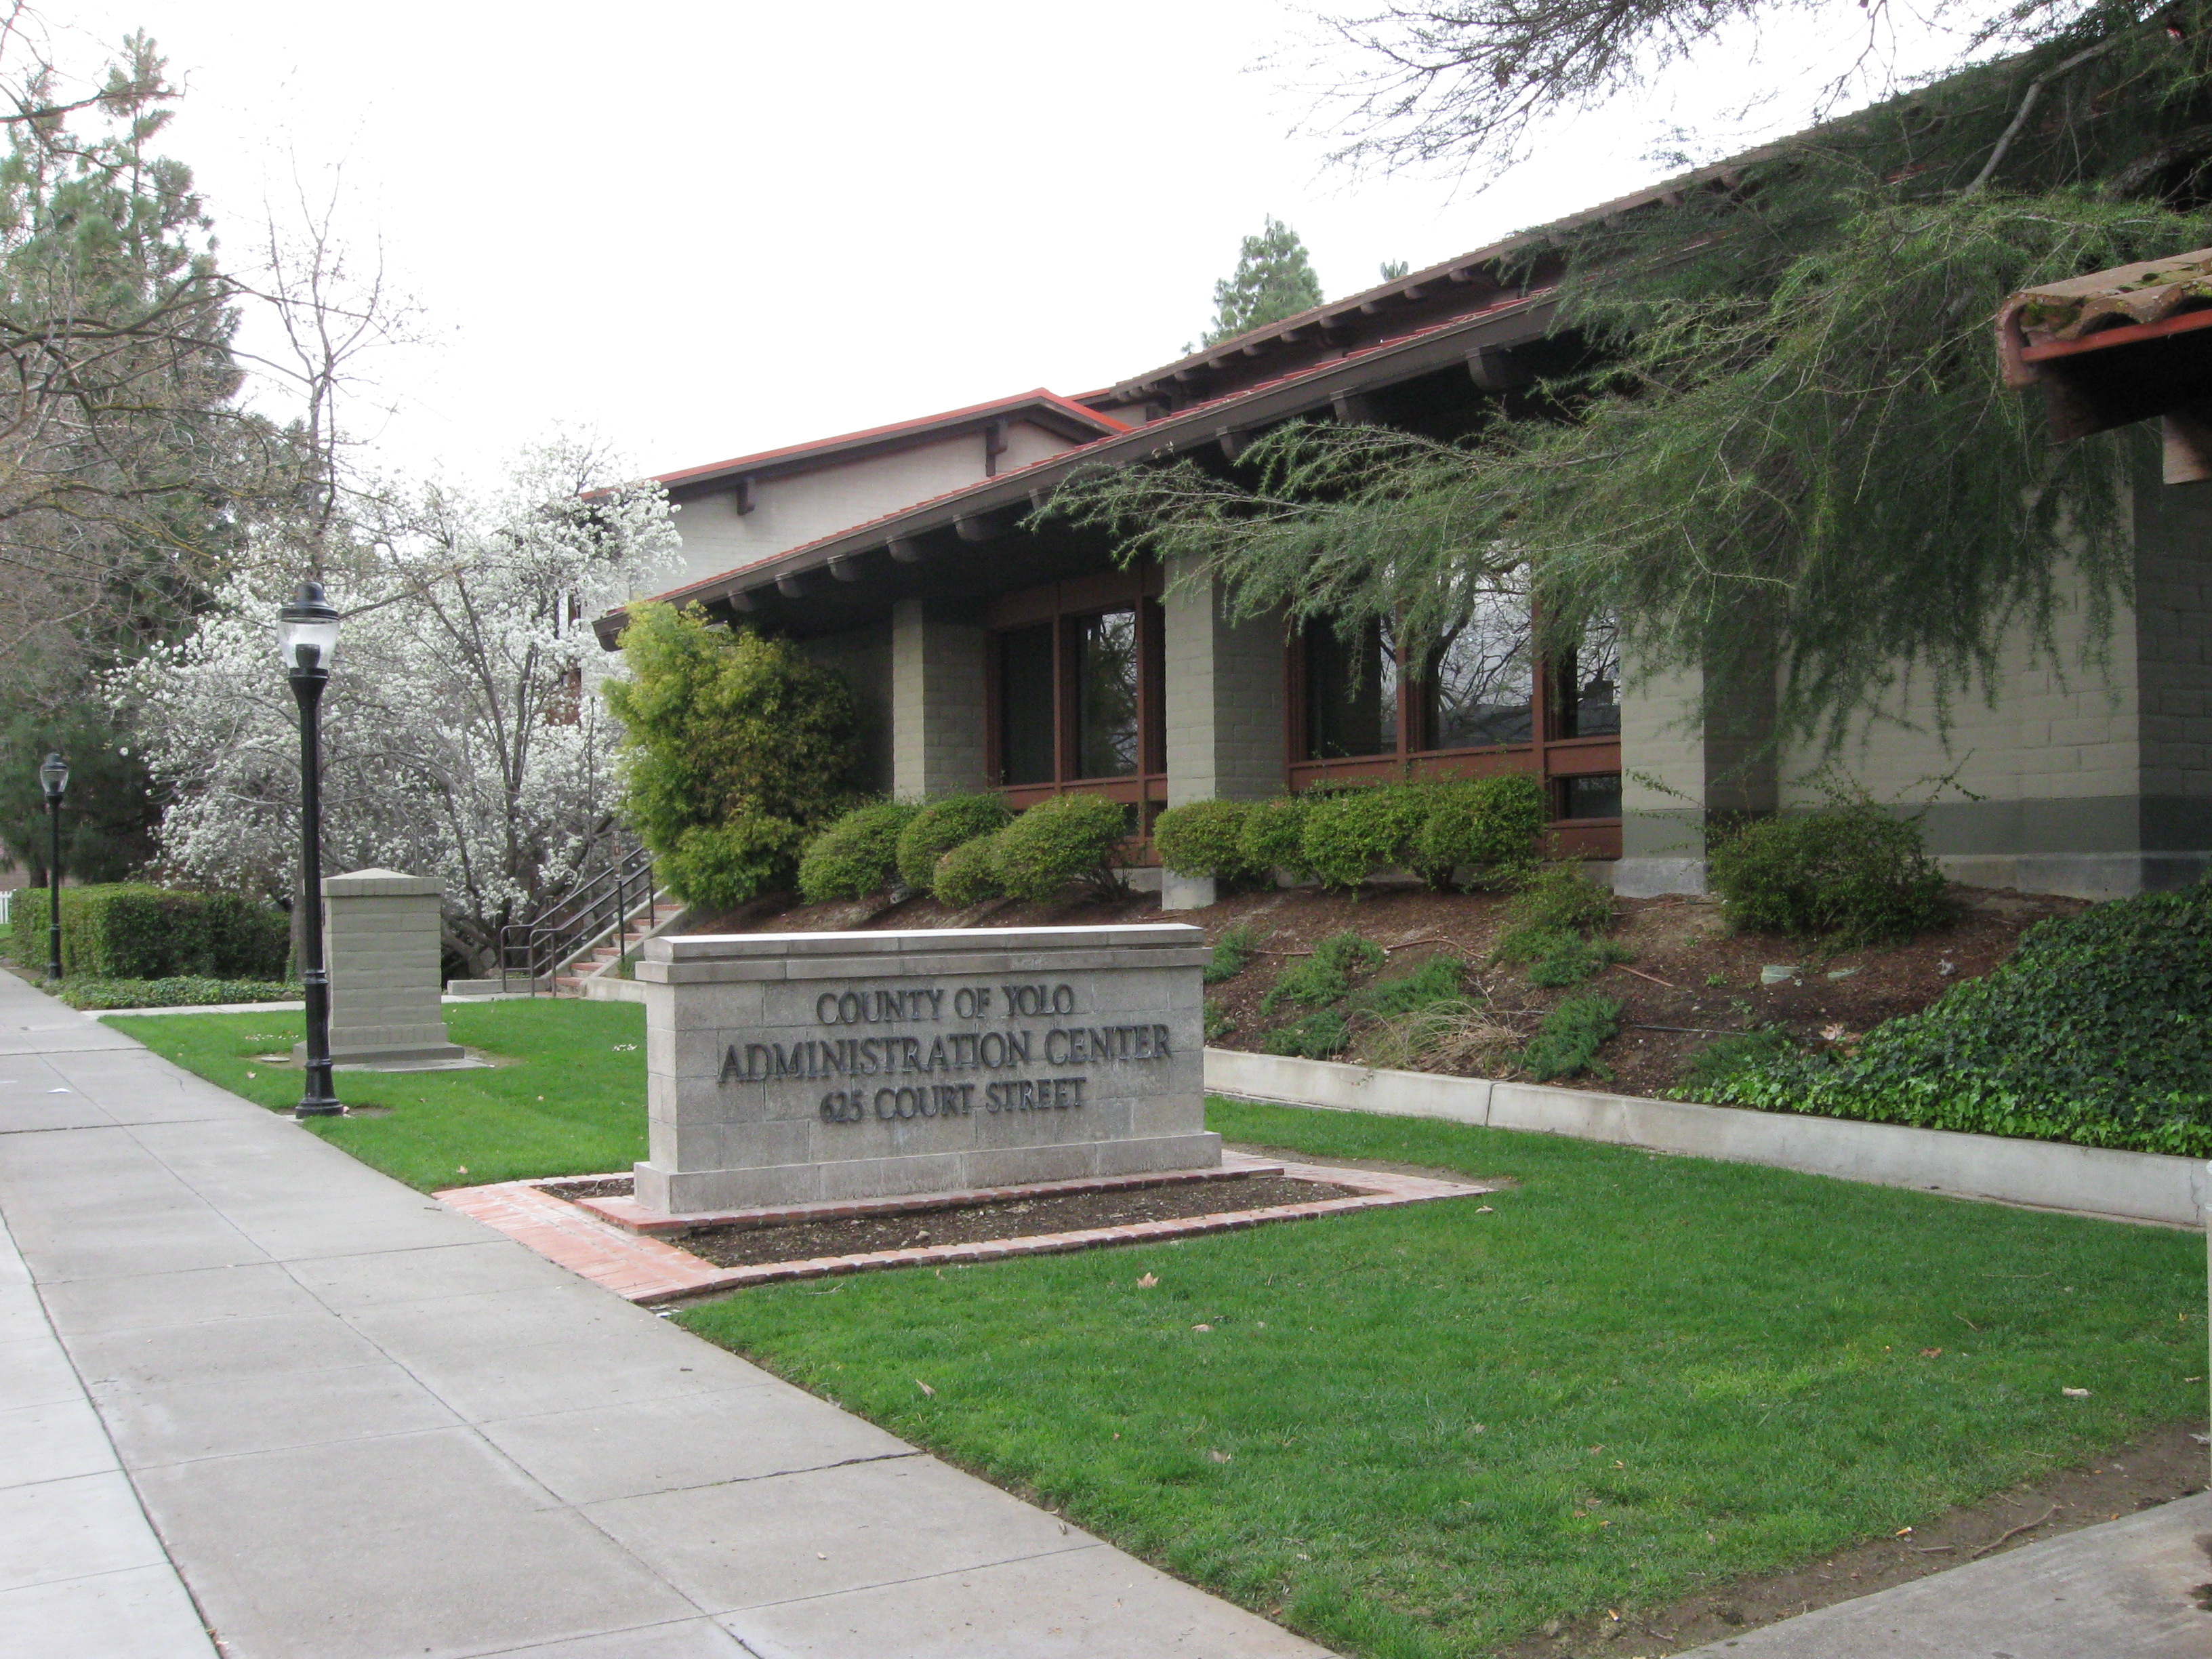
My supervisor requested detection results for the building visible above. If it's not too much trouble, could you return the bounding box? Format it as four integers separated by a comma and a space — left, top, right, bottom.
600, 187, 2212, 907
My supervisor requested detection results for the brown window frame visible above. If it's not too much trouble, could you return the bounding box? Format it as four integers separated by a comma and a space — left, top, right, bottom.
1285, 614, 1623, 860
983, 567, 1168, 843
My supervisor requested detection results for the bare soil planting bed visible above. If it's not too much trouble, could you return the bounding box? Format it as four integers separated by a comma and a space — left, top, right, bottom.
687, 880, 2081, 1099
539, 1172, 1357, 1268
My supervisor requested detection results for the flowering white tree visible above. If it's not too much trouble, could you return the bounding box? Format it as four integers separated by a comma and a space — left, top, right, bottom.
112, 438, 681, 970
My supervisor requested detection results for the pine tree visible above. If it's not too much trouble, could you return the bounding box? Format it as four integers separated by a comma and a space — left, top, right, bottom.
1201, 218, 1324, 347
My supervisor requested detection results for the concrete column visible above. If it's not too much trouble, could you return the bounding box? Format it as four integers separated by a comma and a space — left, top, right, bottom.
890, 598, 987, 798
313, 868, 464, 1067
1615, 659, 1776, 897
1160, 564, 1288, 909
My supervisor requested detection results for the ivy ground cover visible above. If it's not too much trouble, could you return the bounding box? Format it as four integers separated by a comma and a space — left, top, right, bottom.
680, 1099, 2205, 1658
108, 999, 650, 1191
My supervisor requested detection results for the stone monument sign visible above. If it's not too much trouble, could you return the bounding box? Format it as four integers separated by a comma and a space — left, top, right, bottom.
634, 924, 1217, 1214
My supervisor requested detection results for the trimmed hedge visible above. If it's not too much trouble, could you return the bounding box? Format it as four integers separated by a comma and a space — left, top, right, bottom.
1411, 775, 1546, 888
798, 800, 922, 904
1709, 797, 1950, 945
994, 795, 1129, 904
932, 832, 1006, 909
1152, 798, 1252, 882
1299, 787, 1431, 891
895, 794, 1013, 895
1237, 796, 1311, 880
10, 885, 289, 980
1689, 884, 2212, 1155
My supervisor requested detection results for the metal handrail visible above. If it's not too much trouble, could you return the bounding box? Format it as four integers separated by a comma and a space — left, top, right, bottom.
499, 840, 657, 994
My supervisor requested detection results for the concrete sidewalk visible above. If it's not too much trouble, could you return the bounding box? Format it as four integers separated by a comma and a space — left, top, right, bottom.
0, 973, 1327, 1659
1678, 1491, 2212, 1658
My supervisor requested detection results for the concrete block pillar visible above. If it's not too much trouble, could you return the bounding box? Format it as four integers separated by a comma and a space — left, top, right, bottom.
1160, 563, 1288, 908
890, 599, 988, 798
313, 869, 464, 1067
1615, 658, 1777, 897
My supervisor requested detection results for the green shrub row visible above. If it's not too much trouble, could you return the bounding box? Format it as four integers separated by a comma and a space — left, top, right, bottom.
1153, 776, 1545, 893
10, 885, 290, 980
54, 977, 300, 1011
796, 792, 1134, 909
1685, 884, 2212, 1155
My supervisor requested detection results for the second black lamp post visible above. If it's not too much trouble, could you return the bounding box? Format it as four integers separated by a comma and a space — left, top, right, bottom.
37, 751, 66, 982
279, 582, 343, 1119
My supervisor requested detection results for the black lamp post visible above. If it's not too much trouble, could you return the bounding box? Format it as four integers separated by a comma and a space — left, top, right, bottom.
279, 581, 342, 1118
37, 752, 66, 982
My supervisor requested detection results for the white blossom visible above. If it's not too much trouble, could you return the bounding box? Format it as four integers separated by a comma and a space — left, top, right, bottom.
112, 438, 681, 968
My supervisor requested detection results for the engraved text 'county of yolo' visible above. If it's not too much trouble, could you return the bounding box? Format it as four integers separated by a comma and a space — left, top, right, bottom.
715, 982, 1172, 1126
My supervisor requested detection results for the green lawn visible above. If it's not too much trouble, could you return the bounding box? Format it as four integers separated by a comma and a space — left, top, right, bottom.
679, 1100, 2205, 1658
109, 999, 650, 1190
123, 1005, 2207, 1655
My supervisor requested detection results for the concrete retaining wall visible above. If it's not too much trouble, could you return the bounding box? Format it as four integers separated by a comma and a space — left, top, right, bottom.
1204, 1048, 2211, 1228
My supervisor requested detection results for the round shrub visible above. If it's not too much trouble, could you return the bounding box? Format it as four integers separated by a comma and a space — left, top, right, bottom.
659, 816, 810, 913
895, 794, 1013, 893
1298, 785, 1429, 891
797, 800, 921, 904
931, 832, 1006, 909
1507, 866, 1616, 934
1152, 798, 1252, 881
994, 794, 1130, 904
1410, 775, 1546, 889
1237, 796, 1310, 880
1708, 799, 1949, 945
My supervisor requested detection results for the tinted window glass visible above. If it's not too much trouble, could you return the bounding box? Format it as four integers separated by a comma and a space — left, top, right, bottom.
1555, 614, 1622, 738
1076, 609, 1140, 777
1424, 583, 1532, 748
999, 623, 1055, 785
1559, 773, 1623, 819
1305, 619, 1397, 758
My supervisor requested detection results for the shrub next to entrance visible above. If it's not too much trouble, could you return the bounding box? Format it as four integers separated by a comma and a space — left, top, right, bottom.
895, 794, 1013, 895
1708, 796, 1950, 945
605, 604, 861, 911
992, 794, 1129, 903
798, 800, 922, 904
1151, 798, 1252, 882
9, 884, 289, 979
1693, 884, 2212, 1155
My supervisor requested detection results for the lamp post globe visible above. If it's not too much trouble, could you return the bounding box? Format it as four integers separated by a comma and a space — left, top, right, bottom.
37, 752, 65, 983
280, 581, 343, 1118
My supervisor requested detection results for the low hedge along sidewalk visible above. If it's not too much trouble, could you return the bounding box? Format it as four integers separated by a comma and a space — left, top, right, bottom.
11, 884, 289, 980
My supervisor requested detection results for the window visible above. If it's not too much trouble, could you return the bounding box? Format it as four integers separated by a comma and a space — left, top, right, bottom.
1076, 609, 1141, 777
1420, 586, 1533, 750
1303, 619, 1398, 758
998, 623, 1055, 785
1551, 614, 1621, 739
1558, 773, 1622, 819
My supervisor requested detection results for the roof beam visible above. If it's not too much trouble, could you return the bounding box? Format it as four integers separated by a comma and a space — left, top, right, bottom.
1467, 347, 1533, 394
955, 513, 1000, 544
1217, 428, 1248, 462
734, 476, 756, 515
887, 537, 926, 564
727, 590, 758, 613
827, 556, 864, 583
775, 573, 807, 598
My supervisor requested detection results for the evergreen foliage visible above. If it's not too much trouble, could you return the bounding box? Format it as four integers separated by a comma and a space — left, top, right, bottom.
895, 794, 1014, 894
1298, 785, 1430, 890
1709, 795, 1952, 944
931, 832, 1006, 909
1050, 32, 2212, 745
604, 605, 860, 911
1236, 794, 1313, 880
1261, 929, 1386, 1015
1689, 885, 2212, 1155
9, 883, 288, 979
1151, 798, 1254, 882
1408, 774, 1546, 888
1201, 217, 1324, 347
1520, 994, 1622, 1082
797, 800, 921, 905
1205, 920, 1268, 984
992, 794, 1130, 903
0, 705, 157, 884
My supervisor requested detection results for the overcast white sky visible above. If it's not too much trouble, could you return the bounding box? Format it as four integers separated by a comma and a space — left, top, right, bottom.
59, 0, 1971, 487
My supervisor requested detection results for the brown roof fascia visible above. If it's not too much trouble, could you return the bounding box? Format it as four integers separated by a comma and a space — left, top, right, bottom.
595, 295, 1556, 648
653, 390, 1128, 497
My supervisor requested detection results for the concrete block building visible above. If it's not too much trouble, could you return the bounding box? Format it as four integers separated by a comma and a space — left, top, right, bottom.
598, 189, 2212, 904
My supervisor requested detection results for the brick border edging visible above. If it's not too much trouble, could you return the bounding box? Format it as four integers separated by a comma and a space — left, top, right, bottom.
1204, 1048, 2212, 1229
575, 1162, 1285, 1235
438, 1151, 1494, 1305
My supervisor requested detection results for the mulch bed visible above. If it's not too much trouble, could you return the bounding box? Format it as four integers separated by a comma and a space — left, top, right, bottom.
539, 1172, 1351, 1268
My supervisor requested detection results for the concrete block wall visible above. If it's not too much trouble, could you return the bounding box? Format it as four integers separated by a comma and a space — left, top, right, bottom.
890, 598, 988, 798
1616, 663, 1709, 895
319, 869, 462, 1064
1161, 564, 1286, 806
2133, 473, 2212, 870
